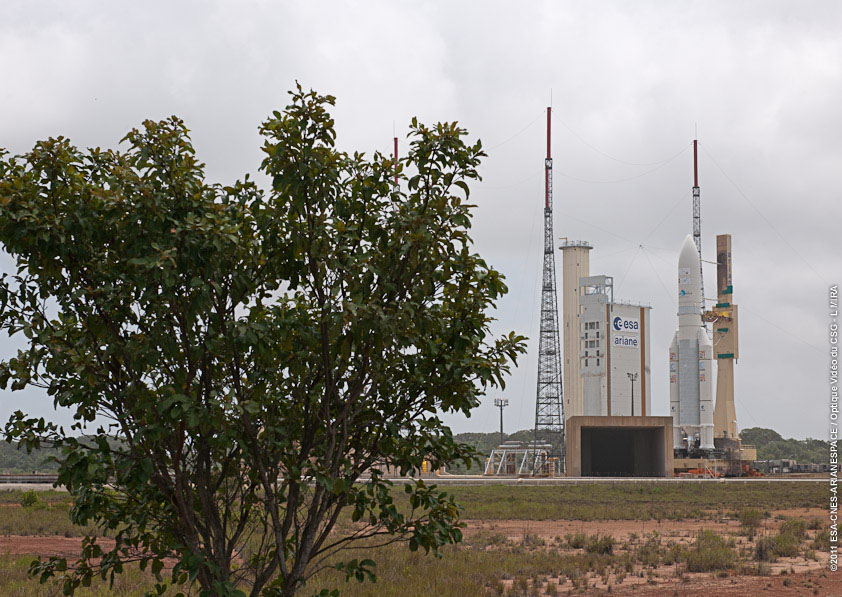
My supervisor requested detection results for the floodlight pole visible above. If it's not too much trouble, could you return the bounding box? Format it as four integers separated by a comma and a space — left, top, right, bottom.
494, 398, 508, 446
627, 372, 638, 416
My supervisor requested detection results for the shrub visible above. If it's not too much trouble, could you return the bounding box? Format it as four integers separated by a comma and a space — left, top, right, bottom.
635, 536, 662, 567
663, 543, 685, 566
812, 528, 831, 551
779, 518, 807, 541
754, 536, 778, 562
772, 533, 801, 557
684, 530, 736, 572
736, 510, 763, 540
770, 518, 807, 557
522, 533, 545, 548
19, 490, 40, 508
755, 562, 772, 576
566, 533, 587, 549
471, 531, 508, 549
738, 508, 764, 531
585, 534, 615, 555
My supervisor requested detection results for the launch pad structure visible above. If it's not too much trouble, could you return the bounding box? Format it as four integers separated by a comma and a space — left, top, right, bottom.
484, 119, 759, 479
483, 441, 557, 477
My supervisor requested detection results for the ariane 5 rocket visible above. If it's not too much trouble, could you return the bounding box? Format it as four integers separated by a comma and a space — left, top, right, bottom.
669, 234, 714, 451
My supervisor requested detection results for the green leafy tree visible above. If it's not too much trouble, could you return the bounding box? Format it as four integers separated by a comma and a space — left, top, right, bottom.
740, 427, 828, 463
0, 86, 524, 596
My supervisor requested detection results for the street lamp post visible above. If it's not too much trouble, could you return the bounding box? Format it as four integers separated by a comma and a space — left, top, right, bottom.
494, 398, 508, 446
627, 372, 638, 416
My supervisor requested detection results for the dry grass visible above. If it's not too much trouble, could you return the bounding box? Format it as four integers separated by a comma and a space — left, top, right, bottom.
0, 483, 828, 595
0, 556, 175, 596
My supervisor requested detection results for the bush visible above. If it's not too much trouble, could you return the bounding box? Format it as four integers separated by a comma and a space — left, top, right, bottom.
663, 545, 681, 566
566, 533, 587, 549
755, 536, 778, 562
812, 528, 831, 551
755, 562, 772, 576
684, 530, 736, 572
772, 533, 801, 557
779, 518, 807, 540
635, 536, 662, 567
738, 508, 764, 531
770, 518, 807, 557
585, 534, 615, 555
19, 490, 40, 508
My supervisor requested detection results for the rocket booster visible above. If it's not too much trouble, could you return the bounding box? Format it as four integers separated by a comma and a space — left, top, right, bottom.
669, 235, 714, 450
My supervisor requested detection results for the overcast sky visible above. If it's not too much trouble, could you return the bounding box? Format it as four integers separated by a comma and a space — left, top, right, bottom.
1, 1, 839, 441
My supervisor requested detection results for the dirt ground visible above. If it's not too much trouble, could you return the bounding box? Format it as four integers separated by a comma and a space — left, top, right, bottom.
461, 508, 837, 596
1, 507, 838, 596
0, 535, 116, 559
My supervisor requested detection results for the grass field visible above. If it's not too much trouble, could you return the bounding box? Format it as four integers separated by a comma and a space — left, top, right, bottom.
435, 482, 826, 520
0, 482, 831, 596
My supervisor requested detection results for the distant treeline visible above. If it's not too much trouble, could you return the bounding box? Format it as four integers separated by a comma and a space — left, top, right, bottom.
450, 426, 829, 473
739, 427, 828, 464
0, 426, 826, 474
449, 429, 564, 474
0, 441, 60, 474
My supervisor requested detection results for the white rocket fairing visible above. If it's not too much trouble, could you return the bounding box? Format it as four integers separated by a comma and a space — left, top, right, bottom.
669, 235, 714, 451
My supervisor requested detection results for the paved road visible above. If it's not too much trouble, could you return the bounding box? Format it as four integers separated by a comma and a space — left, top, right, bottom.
0, 483, 63, 491
389, 475, 829, 485
0, 477, 827, 491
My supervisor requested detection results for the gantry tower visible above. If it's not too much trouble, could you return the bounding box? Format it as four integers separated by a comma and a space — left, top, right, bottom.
533, 107, 564, 472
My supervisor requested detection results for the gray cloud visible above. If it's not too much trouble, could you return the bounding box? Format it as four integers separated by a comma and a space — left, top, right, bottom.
1, 0, 838, 440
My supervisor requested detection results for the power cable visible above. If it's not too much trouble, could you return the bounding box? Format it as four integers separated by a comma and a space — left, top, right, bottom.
641, 247, 675, 307
482, 168, 543, 190
640, 192, 688, 246
616, 246, 643, 291
699, 142, 828, 285
517, 221, 544, 430
558, 211, 638, 246
736, 396, 763, 429
554, 118, 691, 167
739, 304, 824, 355
484, 110, 546, 151
555, 146, 687, 184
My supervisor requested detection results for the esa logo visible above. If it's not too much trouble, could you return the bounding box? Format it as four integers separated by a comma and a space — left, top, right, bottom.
612, 316, 639, 332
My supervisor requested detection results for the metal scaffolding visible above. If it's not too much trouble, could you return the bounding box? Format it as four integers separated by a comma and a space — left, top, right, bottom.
484, 441, 557, 477
533, 107, 564, 473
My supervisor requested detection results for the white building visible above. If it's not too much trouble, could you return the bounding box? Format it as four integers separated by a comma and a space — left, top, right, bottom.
577, 275, 652, 417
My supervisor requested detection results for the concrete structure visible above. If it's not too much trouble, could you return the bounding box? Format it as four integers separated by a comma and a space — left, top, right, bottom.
578, 275, 652, 417
560, 240, 592, 421
670, 235, 714, 451
707, 234, 739, 439
565, 416, 674, 477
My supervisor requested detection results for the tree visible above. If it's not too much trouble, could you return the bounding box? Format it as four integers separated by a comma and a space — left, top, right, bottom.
0, 86, 524, 596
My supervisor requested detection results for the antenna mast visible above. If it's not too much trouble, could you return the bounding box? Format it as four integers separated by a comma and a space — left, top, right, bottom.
533, 107, 564, 475
693, 139, 705, 302
393, 136, 399, 187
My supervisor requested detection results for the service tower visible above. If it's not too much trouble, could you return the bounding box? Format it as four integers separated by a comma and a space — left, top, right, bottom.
709, 234, 739, 439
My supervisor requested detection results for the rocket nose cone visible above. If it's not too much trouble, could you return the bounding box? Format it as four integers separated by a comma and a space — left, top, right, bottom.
679, 234, 699, 269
